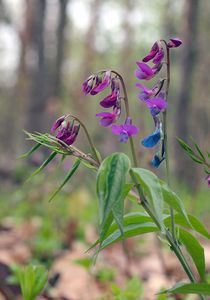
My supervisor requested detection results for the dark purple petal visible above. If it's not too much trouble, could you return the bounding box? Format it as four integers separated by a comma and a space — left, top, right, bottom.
153, 48, 164, 65
100, 91, 118, 108
136, 62, 154, 75
142, 42, 159, 62
167, 38, 182, 48
51, 115, 66, 132
90, 71, 111, 95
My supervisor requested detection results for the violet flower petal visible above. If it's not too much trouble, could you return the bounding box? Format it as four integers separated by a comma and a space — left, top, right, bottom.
167, 38, 182, 48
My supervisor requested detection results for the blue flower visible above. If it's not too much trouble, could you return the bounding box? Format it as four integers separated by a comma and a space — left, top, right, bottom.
141, 128, 161, 148
151, 154, 165, 168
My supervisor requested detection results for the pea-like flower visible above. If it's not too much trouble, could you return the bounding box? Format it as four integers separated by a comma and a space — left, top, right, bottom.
167, 38, 182, 48
112, 117, 139, 143
142, 42, 159, 62
96, 108, 120, 127
135, 62, 158, 81
141, 127, 161, 148
82, 71, 111, 95
51, 116, 80, 145
144, 98, 167, 116
100, 78, 120, 108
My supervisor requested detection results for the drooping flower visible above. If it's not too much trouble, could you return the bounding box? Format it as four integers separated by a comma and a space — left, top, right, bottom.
167, 38, 182, 48
141, 127, 161, 148
96, 109, 120, 127
153, 48, 164, 65
136, 80, 165, 101
51, 115, 66, 132
135, 62, 157, 80
151, 141, 165, 168
142, 42, 159, 62
90, 71, 111, 95
112, 117, 139, 142
100, 77, 120, 108
82, 75, 95, 95
144, 98, 167, 116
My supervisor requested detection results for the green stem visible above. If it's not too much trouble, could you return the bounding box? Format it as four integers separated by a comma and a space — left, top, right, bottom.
161, 40, 176, 243
67, 114, 101, 165
111, 70, 138, 167
130, 172, 205, 300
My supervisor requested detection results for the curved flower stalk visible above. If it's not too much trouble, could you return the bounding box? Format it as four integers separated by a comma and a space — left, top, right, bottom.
135, 38, 182, 168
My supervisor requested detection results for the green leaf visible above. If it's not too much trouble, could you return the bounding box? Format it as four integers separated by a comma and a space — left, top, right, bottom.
160, 282, 210, 296
96, 153, 131, 245
191, 139, 206, 162
18, 143, 41, 159
164, 214, 210, 240
188, 153, 204, 164
100, 222, 158, 250
49, 158, 81, 202
160, 181, 191, 227
15, 264, 48, 300
177, 138, 194, 155
130, 168, 164, 231
27, 151, 57, 181
179, 229, 205, 281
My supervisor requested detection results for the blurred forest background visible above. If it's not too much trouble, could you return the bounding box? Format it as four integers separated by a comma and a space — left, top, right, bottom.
0, 0, 210, 299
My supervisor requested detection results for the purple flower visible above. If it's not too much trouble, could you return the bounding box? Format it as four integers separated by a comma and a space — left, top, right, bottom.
141, 128, 161, 148
51, 115, 66, 132
135, 62, 157, 80
145, 98, 167, 116
142, 42, 159, 62
205, 175, 210, 187
82, 75, 95, 95
96, 110, 120, 127
167, 38, 182, 48
55, 121, 80, 145
112, 117, 139, 143
136, 82, 162, 101
90, 71, 111, 95
153, 48, 164, 65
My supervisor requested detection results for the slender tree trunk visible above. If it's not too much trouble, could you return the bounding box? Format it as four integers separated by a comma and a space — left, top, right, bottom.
175, 0, 199, 188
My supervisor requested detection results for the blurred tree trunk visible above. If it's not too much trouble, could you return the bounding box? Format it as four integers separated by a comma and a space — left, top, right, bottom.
175, 0, 199, 188
27, 0, 47, 132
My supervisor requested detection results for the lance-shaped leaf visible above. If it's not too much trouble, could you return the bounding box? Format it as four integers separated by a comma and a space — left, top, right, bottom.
49, 158, 81, 202
179, 229, 206, 281
27, 151, 57, 181
96, 153, 131, 245
99, 222, 158, 250
130, 168, 165, 231
160, 181, 191, 226
177, 138, 194, 155
18, 143, 41, 159
159, 283, 210, 296
164, 213, 210, 240
191, 138, 206, 162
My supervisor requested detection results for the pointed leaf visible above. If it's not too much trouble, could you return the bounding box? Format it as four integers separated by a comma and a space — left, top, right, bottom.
160, 283, 210, 296
177, 138, 194, 155
130, 168, 164, 231
18, 143, 41, 159
96, 153, 131, 244
27, 151, 57, 181
179, 229, 205, 281
49, 158, 81, 202
191, 139, 206, 162
160, 181, 191, 226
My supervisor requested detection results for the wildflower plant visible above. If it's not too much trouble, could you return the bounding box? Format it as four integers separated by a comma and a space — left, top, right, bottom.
22, 38, 210, 299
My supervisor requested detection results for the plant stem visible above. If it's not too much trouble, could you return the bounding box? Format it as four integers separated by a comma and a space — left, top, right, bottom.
67, 114, 101, 165
130, 172, 205, 300
161, 40, 176, 243
111, 70, 138, 167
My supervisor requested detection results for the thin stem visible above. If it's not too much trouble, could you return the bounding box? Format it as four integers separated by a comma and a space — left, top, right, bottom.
111, 70, 138, 167
161, 40, 176, 242
67, 114, 101, 165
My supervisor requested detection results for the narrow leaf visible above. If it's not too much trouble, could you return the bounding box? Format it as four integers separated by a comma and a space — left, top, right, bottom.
18, 143, 41, 159
188, 153, 203, 164
27, 151, 57, 181
177, 138, 194, 155
160, 283, 210, 296
191, 139, 206, 162
179, 229, 205, 281
49, 158, 81, 202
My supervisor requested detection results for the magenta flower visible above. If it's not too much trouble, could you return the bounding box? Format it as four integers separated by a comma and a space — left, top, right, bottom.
135, 62, 157, 80
144, 98, 167, 116
153, 48, 164, 65
112, 117, 139, 142
167, 38, 182, 48
90, 71, 111, 95
52, 118, 80, 145
51, 115, 66, 132
82, 75, 95, 95
142, 42, 159, 62
96, 110, 120, 127
136, 82, 161, 101
100, 90, 119, 108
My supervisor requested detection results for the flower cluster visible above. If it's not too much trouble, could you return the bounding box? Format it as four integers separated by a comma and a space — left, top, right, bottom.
51, 115, 80, 145
83, 71, 139, 142
135, 38, 182, 167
